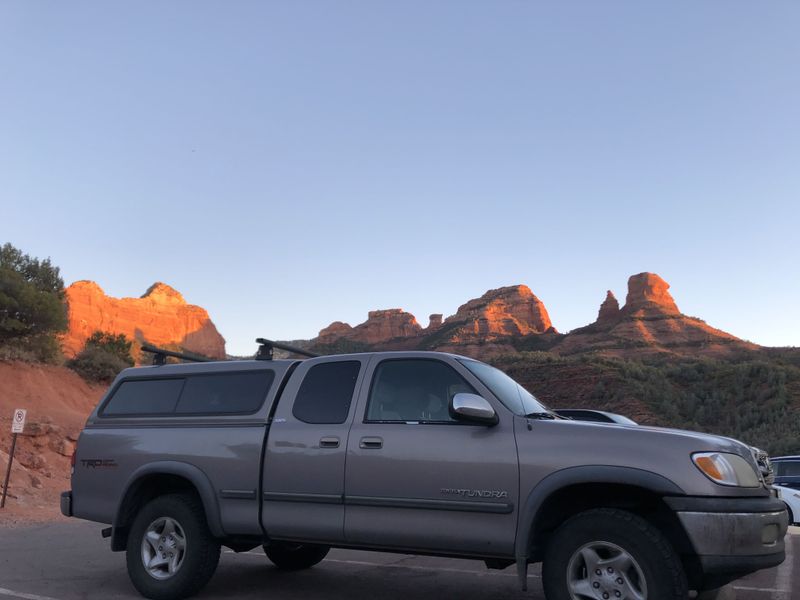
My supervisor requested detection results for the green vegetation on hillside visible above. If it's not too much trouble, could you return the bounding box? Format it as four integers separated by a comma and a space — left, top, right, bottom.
493, 351, 800, 456
0, 242, 67, 362
67, 331, 135, 382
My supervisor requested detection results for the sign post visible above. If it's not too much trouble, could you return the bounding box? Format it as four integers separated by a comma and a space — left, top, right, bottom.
1, 408, 26, 509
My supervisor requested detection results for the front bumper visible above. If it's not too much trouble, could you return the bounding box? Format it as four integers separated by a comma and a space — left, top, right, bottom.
60, 491, 72, 517
666, 495, 788, 585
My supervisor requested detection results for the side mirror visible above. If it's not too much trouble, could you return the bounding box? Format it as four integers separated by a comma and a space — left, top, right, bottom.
450, 393, 498, 426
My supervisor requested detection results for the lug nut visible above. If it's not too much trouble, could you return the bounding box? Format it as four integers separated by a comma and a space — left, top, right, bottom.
603, 594, 609, 600
615, 593, 621, 598
616, 577, 623, 585
158, 546, 163, 551
595, 569, 602, 575
607, 567, 614, 573
161, 537, 166, 542
593, 582, 600, 589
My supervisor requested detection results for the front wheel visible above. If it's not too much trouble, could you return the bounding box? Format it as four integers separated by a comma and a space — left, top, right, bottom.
263, 541, 330, 570
542, 508, 687, 600
126, 493, 220, 600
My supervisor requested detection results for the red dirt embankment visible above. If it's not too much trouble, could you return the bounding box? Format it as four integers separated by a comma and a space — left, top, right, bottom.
0, 361, 104, 526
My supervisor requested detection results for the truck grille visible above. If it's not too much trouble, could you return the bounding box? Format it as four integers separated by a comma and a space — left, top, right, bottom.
751, 447, 774, 486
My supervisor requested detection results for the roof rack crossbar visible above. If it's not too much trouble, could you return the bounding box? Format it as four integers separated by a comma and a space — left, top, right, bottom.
255, 338, 319, 360
140, 344, 215, 366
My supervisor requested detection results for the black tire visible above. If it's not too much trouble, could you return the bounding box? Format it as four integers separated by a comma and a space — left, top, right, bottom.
263, 541, 330, 570
542, 508, 687, 600
126, 493, 221, 600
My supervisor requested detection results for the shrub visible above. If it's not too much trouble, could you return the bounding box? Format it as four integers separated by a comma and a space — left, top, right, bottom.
68, 331, 134, 382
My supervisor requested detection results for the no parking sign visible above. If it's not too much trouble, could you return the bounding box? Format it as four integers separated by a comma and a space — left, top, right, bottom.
11, 408, 26, 433
2, 408, 27, 508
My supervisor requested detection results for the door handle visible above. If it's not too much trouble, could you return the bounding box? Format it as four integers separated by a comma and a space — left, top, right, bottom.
319, 437, 340, 448
359, 436, 383, 449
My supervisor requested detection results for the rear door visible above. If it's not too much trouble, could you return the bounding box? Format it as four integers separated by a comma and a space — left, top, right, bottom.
261, 356, 367, 543
344, 355, 519, 557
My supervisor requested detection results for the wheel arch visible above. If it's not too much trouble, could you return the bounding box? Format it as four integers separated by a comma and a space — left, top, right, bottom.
111, 461, 224, 551
517, 466, 686, 563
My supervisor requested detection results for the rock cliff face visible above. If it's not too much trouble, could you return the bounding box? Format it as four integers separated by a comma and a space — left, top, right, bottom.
317, 309, 422, 346
427, 314, 443, 330
596, 290, 621, 325
308, 273, 754, 359
445, 285, 553, 338
63, 281, 226, 360
623, 272, 680, 316
553, 272, 752, 357
311, 284, 556, 356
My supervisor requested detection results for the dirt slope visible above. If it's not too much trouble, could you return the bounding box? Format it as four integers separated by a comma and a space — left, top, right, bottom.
0, 361, 105, 526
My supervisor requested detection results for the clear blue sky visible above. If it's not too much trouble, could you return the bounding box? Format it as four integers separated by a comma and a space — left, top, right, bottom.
1, 2, 798, 355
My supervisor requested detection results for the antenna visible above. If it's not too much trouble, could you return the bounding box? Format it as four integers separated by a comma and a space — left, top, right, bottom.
255, 338, 319, 360
140, 344, 216, 366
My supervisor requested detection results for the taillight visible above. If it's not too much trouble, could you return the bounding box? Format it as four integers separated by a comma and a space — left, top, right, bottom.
70, 449, 76, 474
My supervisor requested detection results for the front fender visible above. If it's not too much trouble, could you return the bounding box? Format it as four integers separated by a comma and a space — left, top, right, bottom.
515, 465, 685, 561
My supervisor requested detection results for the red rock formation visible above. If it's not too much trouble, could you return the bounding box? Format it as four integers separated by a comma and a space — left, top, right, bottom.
317, 321, 354, 344
553, 273, 754, 358
596, 290, 621, 325
445, 285, 553, 337
623, 272, 680, 316
427, 314, 443, 330
317, 309, 422, 345
63, 281, 226, 360
311, 285, 555, 352
308, 274, 754, 360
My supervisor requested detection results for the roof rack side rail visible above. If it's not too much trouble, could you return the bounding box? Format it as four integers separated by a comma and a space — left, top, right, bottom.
255, 338, 319, 361
140, 344, 216, 366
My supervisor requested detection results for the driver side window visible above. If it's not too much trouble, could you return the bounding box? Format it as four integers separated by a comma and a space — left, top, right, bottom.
366, 359, 475, 423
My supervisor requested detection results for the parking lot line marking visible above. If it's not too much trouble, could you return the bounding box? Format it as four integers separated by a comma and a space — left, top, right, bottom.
225, 550, 540, 578
0, 588, 61, 600
773, 529, 794, 599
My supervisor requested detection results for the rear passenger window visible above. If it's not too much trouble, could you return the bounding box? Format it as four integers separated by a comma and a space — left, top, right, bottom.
175, 371, 275, 415
292, 361, 361, 424
103, 379, 185, 415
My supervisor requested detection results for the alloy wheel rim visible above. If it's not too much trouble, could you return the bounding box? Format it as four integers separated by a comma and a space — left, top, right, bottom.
141, 517, 187, 580
566, 540, 647, 600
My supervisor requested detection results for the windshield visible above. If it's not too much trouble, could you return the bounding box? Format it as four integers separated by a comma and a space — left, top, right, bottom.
458, 359, 549, 416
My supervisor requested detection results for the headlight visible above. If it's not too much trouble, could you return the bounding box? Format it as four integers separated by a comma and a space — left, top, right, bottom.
692, 452, 761, 487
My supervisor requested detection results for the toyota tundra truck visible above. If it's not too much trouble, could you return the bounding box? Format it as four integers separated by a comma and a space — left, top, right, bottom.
61, 346, 788, 600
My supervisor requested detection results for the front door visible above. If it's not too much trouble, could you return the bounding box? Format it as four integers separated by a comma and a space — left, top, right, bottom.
344, 355, 519, 557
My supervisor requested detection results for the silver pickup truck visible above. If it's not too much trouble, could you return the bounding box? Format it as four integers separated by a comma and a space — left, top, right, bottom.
62, 348, 788, 600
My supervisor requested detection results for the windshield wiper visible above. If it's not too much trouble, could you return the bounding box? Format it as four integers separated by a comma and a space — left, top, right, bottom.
525, 412, 559, 420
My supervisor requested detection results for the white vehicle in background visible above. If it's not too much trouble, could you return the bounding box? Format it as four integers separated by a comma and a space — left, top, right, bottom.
774, 484, 800, 526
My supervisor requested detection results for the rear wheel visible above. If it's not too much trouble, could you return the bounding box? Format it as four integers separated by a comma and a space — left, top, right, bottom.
263, 541, 330, 570
542, 508, 687, 600
126, 493, 220, 600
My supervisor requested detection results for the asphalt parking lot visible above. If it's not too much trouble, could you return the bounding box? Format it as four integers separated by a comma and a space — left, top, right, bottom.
0, 522, 796, 600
